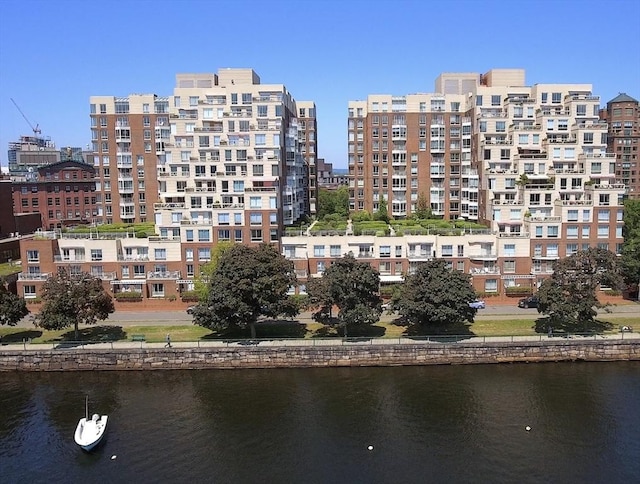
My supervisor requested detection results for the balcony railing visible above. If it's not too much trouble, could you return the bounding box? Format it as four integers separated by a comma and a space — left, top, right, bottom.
147, 270, 181, 279
54, 255, 86, 262
18, 272, 49, 281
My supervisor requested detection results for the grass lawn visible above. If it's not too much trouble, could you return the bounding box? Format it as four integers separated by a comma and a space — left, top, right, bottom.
1, 316, 638, 344
0, 262, 21, 277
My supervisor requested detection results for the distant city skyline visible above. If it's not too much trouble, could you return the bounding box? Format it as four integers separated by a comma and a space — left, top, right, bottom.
0, 0, 638, 169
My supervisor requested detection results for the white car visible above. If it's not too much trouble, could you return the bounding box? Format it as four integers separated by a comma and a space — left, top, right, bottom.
469, 300, 486, 310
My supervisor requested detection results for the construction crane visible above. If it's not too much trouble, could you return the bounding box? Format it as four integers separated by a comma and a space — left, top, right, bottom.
10, 98, 41, 136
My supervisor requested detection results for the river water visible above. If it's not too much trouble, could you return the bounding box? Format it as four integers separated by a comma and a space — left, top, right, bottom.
1, 362, 639, 484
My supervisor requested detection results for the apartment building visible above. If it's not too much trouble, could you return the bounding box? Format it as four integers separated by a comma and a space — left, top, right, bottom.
349, 69, 625, 261
600, 93, 640, 198
17, 231, 184, 301
11, 160, 98, 230
153, 68, 311, 265
348, 91, 469, 219
296, 101, 318, 215
281, 230, 535, 296
89, 94, 164, 224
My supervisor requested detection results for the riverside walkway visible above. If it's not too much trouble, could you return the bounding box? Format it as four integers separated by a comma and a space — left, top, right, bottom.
2, 331, 638, 351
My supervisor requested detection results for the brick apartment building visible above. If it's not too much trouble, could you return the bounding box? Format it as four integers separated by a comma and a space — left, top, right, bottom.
11, 160, 98, 230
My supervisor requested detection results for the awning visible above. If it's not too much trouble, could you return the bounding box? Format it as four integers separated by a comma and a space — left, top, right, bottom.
110, 279, 146, 285
500, 275, 537, 280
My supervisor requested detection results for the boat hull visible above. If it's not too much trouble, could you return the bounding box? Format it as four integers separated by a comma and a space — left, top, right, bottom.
74, 415, 108, 451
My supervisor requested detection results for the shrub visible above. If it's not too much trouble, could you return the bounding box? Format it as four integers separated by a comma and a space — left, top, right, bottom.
505, 286, 534, 296
114, 291, 142, 301
181, 290, 200, 302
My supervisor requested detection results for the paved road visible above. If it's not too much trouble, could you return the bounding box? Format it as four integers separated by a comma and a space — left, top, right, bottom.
14, 303, 639, 328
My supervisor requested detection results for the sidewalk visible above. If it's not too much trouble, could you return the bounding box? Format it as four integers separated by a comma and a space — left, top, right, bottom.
1, 330, 638, 352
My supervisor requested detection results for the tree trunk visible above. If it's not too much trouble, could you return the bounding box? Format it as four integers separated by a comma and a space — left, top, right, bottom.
249, 322, 256, 339
74, 321, 79, 341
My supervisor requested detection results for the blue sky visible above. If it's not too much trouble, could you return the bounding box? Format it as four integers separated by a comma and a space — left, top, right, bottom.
0, 0, 639, 169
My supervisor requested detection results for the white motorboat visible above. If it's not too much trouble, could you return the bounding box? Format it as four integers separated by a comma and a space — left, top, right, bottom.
74, 396, 108, 451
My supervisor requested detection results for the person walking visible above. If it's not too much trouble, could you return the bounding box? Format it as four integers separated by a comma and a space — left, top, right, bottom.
165, 333, 172, 348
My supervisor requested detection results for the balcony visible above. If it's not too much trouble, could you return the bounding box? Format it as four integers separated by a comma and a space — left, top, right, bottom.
18, 272, 49, 281
154, 202, 185, 210
54, 255, 86, 262
524, 216, 561, 223
96, 271, 117, 281
469, 253, 498, 261
469, 267, 500, 274
555, 199, 593, 206
117, 255, 149, 261
147, 270, 181, 279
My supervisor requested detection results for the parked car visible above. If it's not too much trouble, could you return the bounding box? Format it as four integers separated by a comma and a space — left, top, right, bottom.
469, 300, 486, 310
518, 296, 538, 308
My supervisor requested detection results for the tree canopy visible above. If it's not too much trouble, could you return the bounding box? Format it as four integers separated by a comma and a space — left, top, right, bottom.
192, 244, 298, 338
0, 278, 29, 326
392, 259, 477, 327
621, 199, 640, 297
373, 194, 390, 223
413, 192, 433, 220
317, 186, 349, 219
193, 241, 234, 301
34, 269, 114, 339
537, 247, 623, 332
306, 254, 381, 335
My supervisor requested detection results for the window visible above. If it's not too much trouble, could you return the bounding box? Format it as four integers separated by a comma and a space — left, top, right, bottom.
186, 229, 194, 242
251, 229, 263, 242
198, 248, 211, 261
27, 250, 39, 262
313, 245, 325, 257
316, 261, 326, 274
330, 245, 341, 257
441, 245, 453, 257
154, 248, 166, 260
250, 213, 262, 225
503, 244, 516, 256
134, 265, 145, 277
152, 283, 165, 297
185, 249, 194, 261
567, 210, 578, 221
598, 226, 609, 238
503, 260, 515, 273
552, 92, 562, 103
484, 279, 498, 293
567, 226, 578, 238
198, 229, 210, 242
582, 226, 590, 238
598, 210, 610, 222
91, 249, 103, 261
566, 244, 578, 256
548, 226, 559, 238
491, 95, 501, 106
380, 246, 391, 258
250, 197, 261, 208
24, 285, 36, 299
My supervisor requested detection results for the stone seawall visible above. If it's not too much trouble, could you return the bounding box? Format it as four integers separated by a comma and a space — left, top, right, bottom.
1, 340, 639, 371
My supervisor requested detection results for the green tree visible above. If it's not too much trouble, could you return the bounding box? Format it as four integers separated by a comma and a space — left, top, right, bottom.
306, 254, 381, 336
393, 259, 477, 327
194, 241, 234, 301
34, 269, 115, 340
0, 278, 29, 326
192, 244, 298, 338
414, 192, 433, 220
621, 199, 640, 298
537, 248, 623, 332
373, 194, 390, 223
317, 186, 349, 219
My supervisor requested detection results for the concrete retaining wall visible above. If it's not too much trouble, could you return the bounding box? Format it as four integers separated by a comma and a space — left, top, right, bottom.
1, 340, 639, 371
